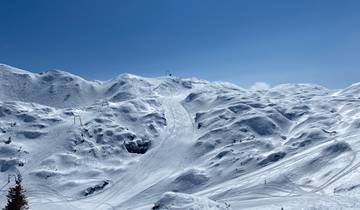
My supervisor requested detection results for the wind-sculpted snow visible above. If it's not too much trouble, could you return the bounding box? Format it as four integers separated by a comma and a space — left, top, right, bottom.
153, 192, 229, 210
1, 64, 360, 209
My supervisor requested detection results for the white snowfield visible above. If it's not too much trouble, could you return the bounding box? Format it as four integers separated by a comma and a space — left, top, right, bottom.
1, 64, 360, 210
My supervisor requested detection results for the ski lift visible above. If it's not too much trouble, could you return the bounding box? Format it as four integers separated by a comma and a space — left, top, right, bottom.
73, 114, 83, 127
165, 70, 172, 77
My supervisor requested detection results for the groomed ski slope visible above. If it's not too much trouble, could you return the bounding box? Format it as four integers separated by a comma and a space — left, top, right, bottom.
1, 64, 360, 210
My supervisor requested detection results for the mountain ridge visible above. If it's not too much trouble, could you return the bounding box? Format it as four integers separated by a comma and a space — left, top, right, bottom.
1, 64, 360, 210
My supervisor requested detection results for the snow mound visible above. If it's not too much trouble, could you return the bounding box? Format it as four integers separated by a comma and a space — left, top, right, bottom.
152, 192, 229, 210
170, 169, 209, 192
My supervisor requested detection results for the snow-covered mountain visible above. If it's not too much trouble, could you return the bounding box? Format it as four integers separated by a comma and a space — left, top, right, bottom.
1, 64, 360, 210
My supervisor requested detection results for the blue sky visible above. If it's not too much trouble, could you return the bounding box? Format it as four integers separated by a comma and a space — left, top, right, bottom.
0, 0, 359, 88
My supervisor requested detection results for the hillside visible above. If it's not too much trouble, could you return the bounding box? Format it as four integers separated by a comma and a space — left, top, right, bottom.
1, 64, 360, 210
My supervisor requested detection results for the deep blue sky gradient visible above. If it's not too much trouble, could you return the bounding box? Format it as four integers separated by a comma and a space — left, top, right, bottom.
1, 0, 360, 88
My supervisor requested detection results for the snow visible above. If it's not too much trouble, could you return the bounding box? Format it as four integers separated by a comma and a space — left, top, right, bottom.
153, 192, 229, 210
1, 64, 360, 209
